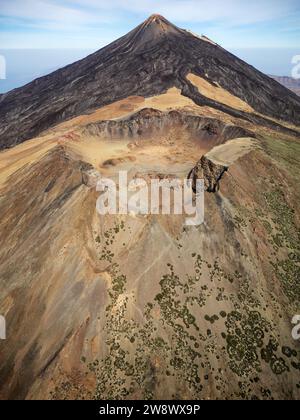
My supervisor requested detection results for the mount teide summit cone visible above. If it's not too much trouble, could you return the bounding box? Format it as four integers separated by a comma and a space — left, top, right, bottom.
0, 14, 300, 149
127, 14, 186, 45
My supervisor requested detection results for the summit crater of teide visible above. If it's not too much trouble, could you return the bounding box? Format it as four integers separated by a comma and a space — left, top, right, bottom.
0, 15, 300, 400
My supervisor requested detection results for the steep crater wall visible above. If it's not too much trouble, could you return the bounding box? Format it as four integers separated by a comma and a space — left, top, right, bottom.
82, 108, 255, 147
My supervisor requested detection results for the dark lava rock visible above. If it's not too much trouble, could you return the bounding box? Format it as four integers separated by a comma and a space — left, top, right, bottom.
189, 155, 228, 193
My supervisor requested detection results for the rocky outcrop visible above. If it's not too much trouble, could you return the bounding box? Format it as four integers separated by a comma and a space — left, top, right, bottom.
81, 166, 101, 188
188, 155, 228, 193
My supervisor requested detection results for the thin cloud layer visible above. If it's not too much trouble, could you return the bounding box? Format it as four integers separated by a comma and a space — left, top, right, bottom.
75, 0, 299, 25
0, 0, 299, 48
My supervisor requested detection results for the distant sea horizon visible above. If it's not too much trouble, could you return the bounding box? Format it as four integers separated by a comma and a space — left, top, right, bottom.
0, 47, 299, 94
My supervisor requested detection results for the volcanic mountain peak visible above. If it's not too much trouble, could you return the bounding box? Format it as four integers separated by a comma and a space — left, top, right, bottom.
0, 14, 300, 150
145, 14, 167, 23
138, 13, 184, 39
143, 13, 175, 27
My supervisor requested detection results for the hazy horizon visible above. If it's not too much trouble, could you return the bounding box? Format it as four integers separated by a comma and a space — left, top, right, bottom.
0, 47, 299, 94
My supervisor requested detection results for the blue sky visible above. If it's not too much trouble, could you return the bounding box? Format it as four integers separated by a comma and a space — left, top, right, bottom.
0, 0, 300, 49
